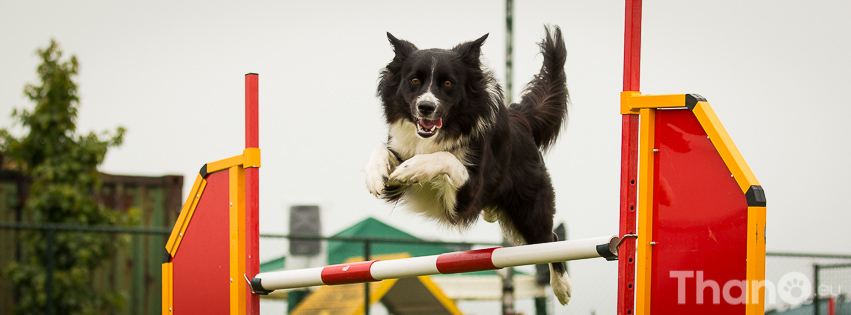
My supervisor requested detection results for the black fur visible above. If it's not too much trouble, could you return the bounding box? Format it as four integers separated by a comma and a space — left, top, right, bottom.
371, 25, 569, 298
512, 26, 569, 151
378, 33, 500, 144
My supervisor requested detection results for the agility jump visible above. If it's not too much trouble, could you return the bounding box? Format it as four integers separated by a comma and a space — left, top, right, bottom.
250, 236, 618, 293
162, 1, 766, 314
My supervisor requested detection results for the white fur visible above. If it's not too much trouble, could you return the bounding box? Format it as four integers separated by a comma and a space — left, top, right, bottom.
365, 147, 398, 196
388, 120, 467, 159
415, 91, 439, 110
394, 183, 458, 223
496, 221, 571, 306
415, 57, 439, 113
482, 206, 499, 223
498, 218, 528, 250
471, 65, 503, 138
474, 116, 494, 138
429, 57, 437, 89
380, 120, 473, 224
550, 264, 573, 305
389, 151, 468, 188
389, 151, 469, 221
485, 73, 504, 110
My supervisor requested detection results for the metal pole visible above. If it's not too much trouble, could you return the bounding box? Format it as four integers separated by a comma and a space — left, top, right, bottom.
364, 240, 371, 315
503, 1, 515, 313
502, 239, 516, 315
505, 0, 514, 104
814, 264, 820, 315
46, 228, 55, 315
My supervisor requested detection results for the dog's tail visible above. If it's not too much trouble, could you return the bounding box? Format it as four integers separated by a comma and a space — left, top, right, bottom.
510, 25, 568, 151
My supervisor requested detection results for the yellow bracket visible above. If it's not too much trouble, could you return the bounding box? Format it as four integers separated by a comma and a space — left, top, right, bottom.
243, 148, 261, 168
621, 92, 689, 114
207, 148, 262, 174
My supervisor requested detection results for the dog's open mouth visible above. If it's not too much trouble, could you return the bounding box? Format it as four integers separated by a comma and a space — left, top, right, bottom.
416, 118, 443, 138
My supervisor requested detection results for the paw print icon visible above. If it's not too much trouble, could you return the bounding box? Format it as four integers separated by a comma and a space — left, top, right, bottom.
777, 272, 811, 305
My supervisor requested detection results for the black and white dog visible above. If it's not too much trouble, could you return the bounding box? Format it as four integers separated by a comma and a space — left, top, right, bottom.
365, 26, 571, 305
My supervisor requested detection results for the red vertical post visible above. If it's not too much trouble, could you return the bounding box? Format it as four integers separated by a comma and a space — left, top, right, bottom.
246, 74, 259, 148
244, 73, 260, 314
623, 0, 642, 92
618, 1, 641, 315
617, 115, 639, 315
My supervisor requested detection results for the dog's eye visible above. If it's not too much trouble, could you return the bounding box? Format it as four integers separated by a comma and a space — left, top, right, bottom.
411, 78, 420, 85
443, 81, 452, 87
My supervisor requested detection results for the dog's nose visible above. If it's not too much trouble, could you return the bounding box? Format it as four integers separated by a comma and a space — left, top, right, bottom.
417, 101, 436, 116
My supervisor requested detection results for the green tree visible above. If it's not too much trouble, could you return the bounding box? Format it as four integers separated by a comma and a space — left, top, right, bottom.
1, 40, 131, 314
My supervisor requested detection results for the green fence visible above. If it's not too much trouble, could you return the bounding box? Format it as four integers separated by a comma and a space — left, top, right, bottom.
0, 223, 170, 315
0, 171, 183, 315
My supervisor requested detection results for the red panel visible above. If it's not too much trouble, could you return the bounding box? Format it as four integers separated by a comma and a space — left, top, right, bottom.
436, 247, 499, 274
173, 171, 230, 314
617, 114, 639, 315
321, 261, 378, 285
651, 109, 747, 314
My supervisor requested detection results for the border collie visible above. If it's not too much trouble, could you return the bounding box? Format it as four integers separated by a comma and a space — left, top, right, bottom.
365, 26, 571, 305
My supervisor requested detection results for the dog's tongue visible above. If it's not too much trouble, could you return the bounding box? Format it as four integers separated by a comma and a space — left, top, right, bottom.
419, 118, 443, 129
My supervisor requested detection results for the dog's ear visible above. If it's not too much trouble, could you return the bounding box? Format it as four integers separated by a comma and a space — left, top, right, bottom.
387, 32, 418, 61
453, 33, 488, 65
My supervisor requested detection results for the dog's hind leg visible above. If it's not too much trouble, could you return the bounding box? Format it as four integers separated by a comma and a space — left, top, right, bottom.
511, 229, 572, 306
548, 233, 572, 306
500, 184, 572, 305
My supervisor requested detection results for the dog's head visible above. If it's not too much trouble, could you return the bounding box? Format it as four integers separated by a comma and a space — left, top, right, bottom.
378, 33, 497, 140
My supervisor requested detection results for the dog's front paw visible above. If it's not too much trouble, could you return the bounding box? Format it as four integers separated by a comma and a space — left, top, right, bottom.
388, 155, 426, 186
389, 152, 468, 188
365, 171, 386, 197
365, 148, 395, 196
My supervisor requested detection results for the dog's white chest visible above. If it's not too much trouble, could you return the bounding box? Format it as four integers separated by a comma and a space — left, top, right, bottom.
387, 120, 467, 162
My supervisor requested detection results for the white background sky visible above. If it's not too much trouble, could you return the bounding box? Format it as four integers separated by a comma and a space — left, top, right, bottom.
2, 1, 850, 313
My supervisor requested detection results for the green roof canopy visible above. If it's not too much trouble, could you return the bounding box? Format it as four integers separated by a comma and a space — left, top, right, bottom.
327, 217, 463, 265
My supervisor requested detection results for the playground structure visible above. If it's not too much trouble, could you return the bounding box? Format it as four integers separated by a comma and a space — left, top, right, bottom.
161, 1, 766, 314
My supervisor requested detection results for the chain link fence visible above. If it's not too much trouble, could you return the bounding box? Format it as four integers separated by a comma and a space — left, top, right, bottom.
766, 252, 851, 314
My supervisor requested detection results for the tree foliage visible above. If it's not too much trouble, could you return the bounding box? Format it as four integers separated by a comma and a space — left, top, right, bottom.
1, 40, 132, 314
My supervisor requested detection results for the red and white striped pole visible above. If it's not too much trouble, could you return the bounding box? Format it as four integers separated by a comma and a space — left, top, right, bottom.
250, 235, 617, 293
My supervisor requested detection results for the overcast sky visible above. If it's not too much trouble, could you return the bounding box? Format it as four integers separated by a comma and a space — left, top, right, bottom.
2, 1, 850, 313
